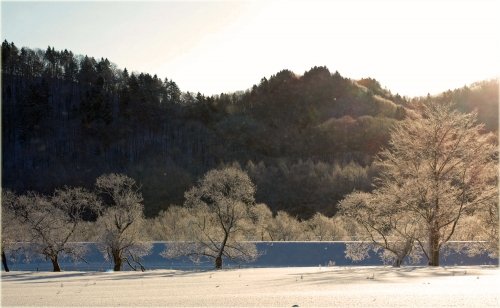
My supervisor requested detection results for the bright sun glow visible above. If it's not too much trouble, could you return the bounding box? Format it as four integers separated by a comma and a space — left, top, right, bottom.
2, 0, 499, 97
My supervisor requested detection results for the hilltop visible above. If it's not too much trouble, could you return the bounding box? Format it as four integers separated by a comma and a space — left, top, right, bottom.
2, 41, 498, 218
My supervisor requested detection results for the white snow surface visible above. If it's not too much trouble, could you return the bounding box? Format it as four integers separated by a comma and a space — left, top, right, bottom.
1, 266, 499, 307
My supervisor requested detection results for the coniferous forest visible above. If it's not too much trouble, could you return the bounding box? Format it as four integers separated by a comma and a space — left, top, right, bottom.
2, 40, 498, 219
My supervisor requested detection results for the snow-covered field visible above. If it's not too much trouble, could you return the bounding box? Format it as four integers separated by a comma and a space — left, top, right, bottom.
2, 266, 499, 307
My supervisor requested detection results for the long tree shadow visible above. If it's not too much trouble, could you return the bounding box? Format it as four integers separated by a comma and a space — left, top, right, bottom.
276, 265, 499, 286
1, 271, 101, 283
1, 268, 223, 283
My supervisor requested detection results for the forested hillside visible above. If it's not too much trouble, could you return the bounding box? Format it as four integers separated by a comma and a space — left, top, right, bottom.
409, 80, 499, 132
2, 41, 498, 218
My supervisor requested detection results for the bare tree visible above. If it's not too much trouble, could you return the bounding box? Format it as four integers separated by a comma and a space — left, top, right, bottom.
162, 167, 259, 269
95, 173, 152, 271
340, 103, 497, 266
11, 187, 100, 271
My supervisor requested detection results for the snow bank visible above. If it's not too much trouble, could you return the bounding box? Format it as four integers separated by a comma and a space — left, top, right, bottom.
2, 266, 499, 307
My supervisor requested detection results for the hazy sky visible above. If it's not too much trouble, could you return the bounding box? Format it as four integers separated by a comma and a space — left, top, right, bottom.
2, 0, 499, 97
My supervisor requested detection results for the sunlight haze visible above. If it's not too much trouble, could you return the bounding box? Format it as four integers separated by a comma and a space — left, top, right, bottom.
2, 0, 499, 97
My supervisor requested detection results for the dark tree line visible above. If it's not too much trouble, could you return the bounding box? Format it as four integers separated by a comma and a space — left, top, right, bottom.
2, 41, 497, 219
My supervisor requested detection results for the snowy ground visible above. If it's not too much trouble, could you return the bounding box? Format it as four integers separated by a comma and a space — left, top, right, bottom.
1, 266, 499, 307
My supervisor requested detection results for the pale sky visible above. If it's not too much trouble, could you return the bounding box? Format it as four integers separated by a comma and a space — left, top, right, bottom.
2, 0, 499, 97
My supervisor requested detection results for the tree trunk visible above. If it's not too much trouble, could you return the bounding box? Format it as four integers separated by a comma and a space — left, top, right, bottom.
51, 255, 61, 272
428, 232, 440, 266
113, 252, 122, 271
393, 257, 402, 268
215, 232, 229, 270
215, 256, 223, 270
2, 250, 10, 272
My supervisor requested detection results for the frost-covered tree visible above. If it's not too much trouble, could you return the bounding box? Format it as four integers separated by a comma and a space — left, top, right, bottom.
11, 187, 100, 271
304, 213, 347, 241
95, 173, 152, 271
162, 167, 259, 269
479, 197, 499, 257
340, 103, 497, 266
453, 199, 499, 258
150, 205, 192, 241
248, 203, 274, 241
1, 190, 24, 272
344, 241, 423, 266
268, 211, 305, 241
339, 191, 422, 267
96, 207, 151, 271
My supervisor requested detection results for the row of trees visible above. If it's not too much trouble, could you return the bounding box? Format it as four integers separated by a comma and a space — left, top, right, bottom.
151, 205, 350, 243
3, 138, 497, 272
2, 174, 149, 272
2, 169, 357, 272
